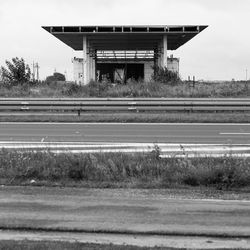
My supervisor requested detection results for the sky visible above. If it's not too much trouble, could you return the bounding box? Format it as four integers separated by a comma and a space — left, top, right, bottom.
0, 0, 250, 81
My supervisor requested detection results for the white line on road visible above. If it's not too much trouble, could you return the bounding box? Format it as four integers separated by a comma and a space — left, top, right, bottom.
220, 133, 250, 135
1, 122, 250, 125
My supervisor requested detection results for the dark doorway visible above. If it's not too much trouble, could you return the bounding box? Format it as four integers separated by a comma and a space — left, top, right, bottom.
126, 64, 144, 81
97, 63, 144, 83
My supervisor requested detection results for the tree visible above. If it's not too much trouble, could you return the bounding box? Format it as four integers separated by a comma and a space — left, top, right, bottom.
1, 57, 31, 85
46, 72, 65, 82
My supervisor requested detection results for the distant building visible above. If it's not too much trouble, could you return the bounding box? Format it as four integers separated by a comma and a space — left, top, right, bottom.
43, 25, 207, 84
72, 55, 179, 84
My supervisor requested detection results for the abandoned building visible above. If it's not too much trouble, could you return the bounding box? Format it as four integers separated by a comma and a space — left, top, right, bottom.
42, 25, 207, 84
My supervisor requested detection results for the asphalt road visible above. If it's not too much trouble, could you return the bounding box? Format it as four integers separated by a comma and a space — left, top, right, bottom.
0, 187, 250, 237
1, 122, 250, 144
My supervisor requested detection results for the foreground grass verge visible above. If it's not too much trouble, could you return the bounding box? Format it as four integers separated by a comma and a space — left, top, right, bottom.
0, 112, 250, 123
1, 80, 250, 98
0, 240, 180, 250
1, 149, 250, 190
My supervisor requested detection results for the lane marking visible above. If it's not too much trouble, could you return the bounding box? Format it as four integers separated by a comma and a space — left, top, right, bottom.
1, 145, 250, 151
220, 133, 250, 135
160, 153, 250, 158
1, 142, 250, 146
1, 122, 250, 126
168, 197, 250, 203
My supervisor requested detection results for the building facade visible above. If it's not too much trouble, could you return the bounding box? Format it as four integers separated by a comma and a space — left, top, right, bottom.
72, 56, 179, 84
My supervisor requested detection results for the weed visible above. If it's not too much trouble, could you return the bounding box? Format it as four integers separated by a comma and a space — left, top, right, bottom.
1, 80, 250, 98
0, 149, 250, 190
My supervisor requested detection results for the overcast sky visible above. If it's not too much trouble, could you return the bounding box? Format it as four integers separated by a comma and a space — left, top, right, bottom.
0, 0, 250, 81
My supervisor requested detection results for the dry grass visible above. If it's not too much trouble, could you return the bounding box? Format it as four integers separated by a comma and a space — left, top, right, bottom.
0, 112, 249, 123
0, 80, 250, 98
1, 149, 250, 190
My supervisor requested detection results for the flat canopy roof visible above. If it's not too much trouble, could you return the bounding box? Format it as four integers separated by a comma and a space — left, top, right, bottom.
42, 25, 208, 51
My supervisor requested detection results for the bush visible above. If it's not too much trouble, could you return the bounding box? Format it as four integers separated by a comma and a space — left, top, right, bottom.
87, 80, 111, 97
151, 65, 180, 85
1, 149, 250, 189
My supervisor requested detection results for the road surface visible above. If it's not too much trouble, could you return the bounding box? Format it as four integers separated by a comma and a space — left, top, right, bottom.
0, 186, 250, 237
1, 122, 250, 144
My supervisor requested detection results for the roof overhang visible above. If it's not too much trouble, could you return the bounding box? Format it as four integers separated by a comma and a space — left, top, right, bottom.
42, 25, 208, 51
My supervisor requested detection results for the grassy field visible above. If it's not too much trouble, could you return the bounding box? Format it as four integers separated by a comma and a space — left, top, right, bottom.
0, 240, 182, 250
0, 80, 250, 98
0, 112, 249, 123
1, 149, 250, 190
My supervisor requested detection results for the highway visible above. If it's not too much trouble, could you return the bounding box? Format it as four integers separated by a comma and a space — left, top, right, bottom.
1, 123, 250, 248
1, 122, 250, 144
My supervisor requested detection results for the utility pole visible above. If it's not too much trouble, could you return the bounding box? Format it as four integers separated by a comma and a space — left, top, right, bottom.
244, 68, 248, 91
32, 62, 35, 82
32, 62, 40, 82
35, 63, 39, 81
64, 70, 67, 81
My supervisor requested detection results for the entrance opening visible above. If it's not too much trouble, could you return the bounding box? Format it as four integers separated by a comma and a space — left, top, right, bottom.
126, 64, 144, 81
96, 63, 144, 83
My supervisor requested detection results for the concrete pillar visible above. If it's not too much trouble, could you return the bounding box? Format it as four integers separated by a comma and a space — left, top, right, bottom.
92, 54, 96, 81
162, 35, 168, 68
157, 44, 162, 68
89, 52, 95, 81
82, 35, 88, 85
86, 46, 96, 82
87, 49, 91, 83
88, 55, 92, 82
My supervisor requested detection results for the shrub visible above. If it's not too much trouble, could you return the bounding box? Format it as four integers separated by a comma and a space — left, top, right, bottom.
87, 80, 111, 97
1, 149, 250, 190
151, 65, 180, 85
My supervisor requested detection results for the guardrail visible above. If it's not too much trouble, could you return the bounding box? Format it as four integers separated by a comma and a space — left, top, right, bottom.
1, 98, 250, 115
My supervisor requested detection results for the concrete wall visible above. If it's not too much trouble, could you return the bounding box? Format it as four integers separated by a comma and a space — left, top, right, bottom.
72, 57, 83, 84
72, 57, 179, 83
73, 58, 155, 83
167, 57, 179, 74
144, 61, 154, 82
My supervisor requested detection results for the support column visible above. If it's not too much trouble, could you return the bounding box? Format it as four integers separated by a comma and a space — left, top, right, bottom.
82, 35, 88, 85
162, 34, 168, 68
88, 49, 96, 82
89, 55, 92, 82
157, 43, 162, 68
92, 53, 96, 81
153, 48, 158, 78
87, 49, 91, 82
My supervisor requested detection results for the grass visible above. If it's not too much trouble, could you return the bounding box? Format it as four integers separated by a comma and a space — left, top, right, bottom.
1, 81, 250, 123
1, 80, 250, 98
0, 240, 184, 250
1, 149, 250, 190
0, 112, 250, 123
